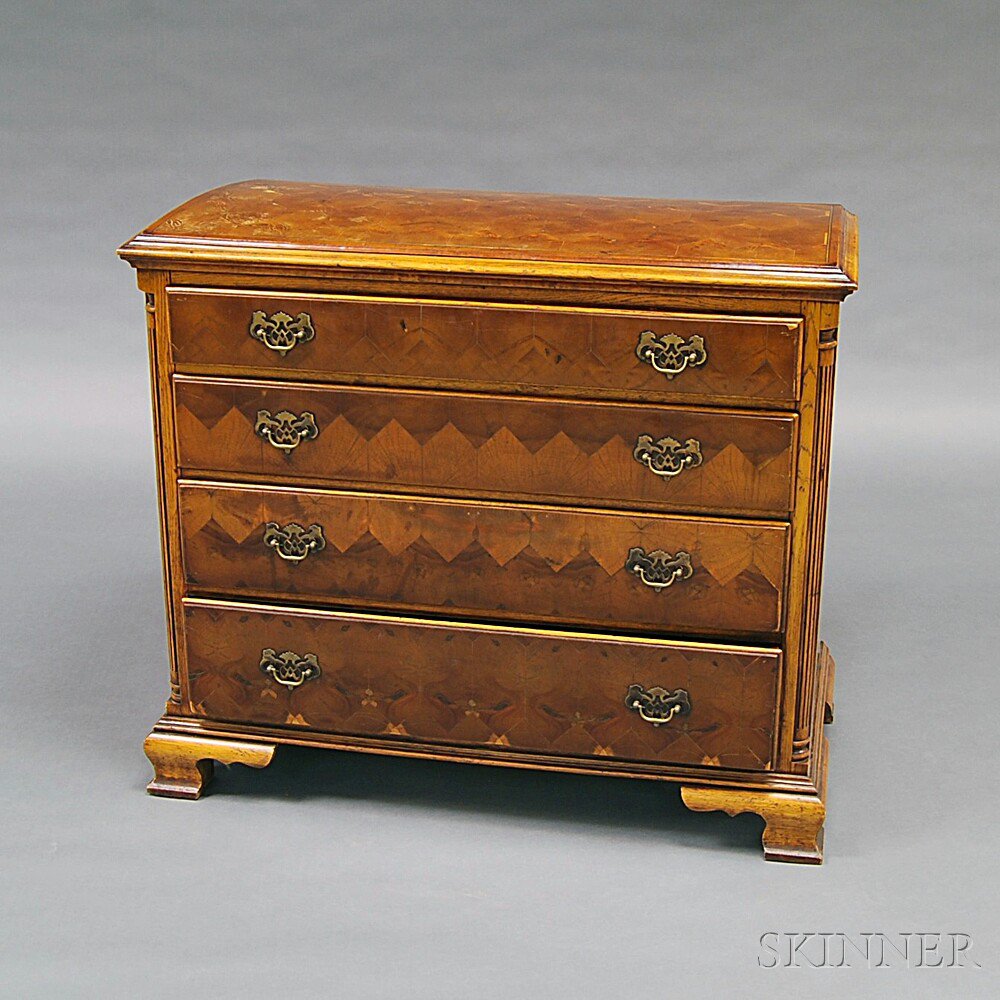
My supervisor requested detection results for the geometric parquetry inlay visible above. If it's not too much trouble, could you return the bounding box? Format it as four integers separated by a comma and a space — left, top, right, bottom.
170, 289, 802, 405
181, 486, 786, 589
174, 384, 797, 516
182, 602, 780, 771
179, 486, 788, 636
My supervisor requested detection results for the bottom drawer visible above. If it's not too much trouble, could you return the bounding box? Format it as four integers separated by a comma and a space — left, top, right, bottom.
181, 600, 781, 771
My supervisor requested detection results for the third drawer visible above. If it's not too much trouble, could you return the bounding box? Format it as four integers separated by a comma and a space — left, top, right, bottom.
178, 483, 789, 636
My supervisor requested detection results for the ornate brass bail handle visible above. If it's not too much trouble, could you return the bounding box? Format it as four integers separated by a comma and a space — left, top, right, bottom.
254, 409, 319, 453
625, 547, 694, 591
633, 434, 703, 478
635, 330, 707, 379
259, 648, 321, 690
625, 684, 691, 726
249, 310, 315, 355
263, 521, 326, 562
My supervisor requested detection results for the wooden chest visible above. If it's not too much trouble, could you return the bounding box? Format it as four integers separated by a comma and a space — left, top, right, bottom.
120, 182, 858, 863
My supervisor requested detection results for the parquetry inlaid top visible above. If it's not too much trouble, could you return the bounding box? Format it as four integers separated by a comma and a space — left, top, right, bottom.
119, 180, 858, 294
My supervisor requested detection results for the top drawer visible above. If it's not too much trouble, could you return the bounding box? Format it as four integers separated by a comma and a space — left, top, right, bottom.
168, 289, 802, 407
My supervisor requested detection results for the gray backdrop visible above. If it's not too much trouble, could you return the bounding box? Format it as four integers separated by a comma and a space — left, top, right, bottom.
2, 2, 997, 997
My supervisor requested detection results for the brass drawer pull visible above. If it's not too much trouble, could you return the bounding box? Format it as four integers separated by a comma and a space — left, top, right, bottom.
254, 409, 319, 452
263, 521, 326, 562
260, 648, 321, 690
625, 546, 693, 591
633, 434, 703, 478
625, 684, 691, 726
635, 330, 707, 379
249, 310, 315, 355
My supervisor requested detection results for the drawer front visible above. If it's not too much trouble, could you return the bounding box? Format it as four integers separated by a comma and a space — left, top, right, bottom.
182, 600, 781, 770
174, 378, 796, 516
169, 289, 802, 406
179, 484, 788, 636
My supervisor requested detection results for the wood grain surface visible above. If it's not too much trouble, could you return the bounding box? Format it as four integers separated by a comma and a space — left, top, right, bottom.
181, 599, 781, 770
168, 288, 803, 406
119, 181, 858, 295
178, 483, 789, 636
173, 377, 797, 516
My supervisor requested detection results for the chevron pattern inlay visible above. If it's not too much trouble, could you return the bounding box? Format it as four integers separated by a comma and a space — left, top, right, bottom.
170, 291, 803, 404
175, 379, 796, 516
179, 485, 787, 635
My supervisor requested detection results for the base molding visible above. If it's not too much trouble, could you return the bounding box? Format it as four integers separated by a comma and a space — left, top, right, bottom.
681, 643, 834, 863
144, 641, 836, 862
681, 775, 826, 864
143, 730, 276, 799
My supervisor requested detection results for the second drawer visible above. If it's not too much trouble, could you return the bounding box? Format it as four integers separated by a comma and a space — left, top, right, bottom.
178, 483, 789, 636
174, 377, 797, 517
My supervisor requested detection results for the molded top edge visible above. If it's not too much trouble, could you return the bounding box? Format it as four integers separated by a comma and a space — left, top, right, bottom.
119, 180, 858, 294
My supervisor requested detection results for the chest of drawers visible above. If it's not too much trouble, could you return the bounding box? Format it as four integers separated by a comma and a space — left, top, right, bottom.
120, 182, 858, 863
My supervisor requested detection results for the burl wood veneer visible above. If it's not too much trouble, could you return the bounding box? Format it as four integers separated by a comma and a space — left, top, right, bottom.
120, 181, 858, 863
